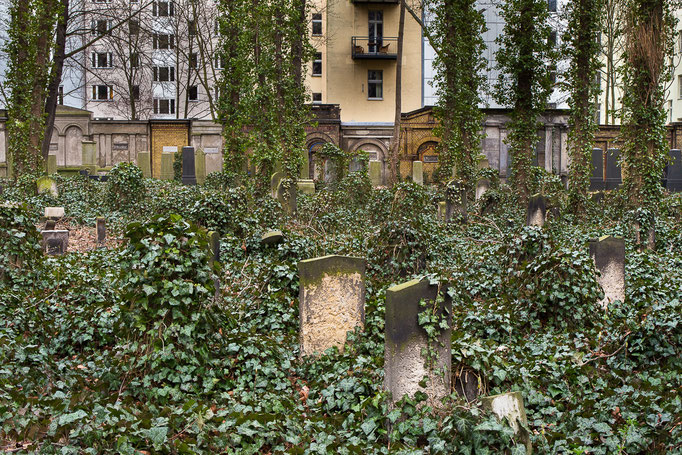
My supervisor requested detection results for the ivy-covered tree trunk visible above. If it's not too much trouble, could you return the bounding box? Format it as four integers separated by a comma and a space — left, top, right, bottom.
565, 0, 602, 208
494, 0, 554, 201
621, 0, 673, 209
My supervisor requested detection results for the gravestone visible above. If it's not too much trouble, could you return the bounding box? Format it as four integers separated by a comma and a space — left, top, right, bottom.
560, 174, 569, 190
82, 141, 98, 175
384, 278, 452, 406
276, 180, 297, 215
208, 230, 221, 297
477, 154, 489, 170
297, 179, 315, 195
195, 148, 206, 185
44, 207, 65, 219
481, 392, 532, 453
204, 148, 223, 176
632, 219, 655, 251
526, 194, 547, 227
160, 152, 175, 180
437, 201, 447, 222
298, 255, 366, 357
41, 230, 69, 256
271, 171, 285, 199
300, 150, 310, 179
590, 148, 605, 191
666, 149, 682, 192
605, 148, 621, 190
181, 146, 197, 185
137, 151, 151, 178
47, 155, 57, 175
412, 161, 424, 185
369, 161, 382, 187
96, 217, 106, 248
475, 178, 490, 201
446, 181, 467, 223
37, 176, 58, 198
45, 219, 56, 230
261, 230, 284, 245
589, 235, 625, 308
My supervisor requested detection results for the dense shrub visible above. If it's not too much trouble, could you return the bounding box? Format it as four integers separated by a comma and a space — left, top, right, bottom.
106, 162, 145, 209
0, 202, 42, 286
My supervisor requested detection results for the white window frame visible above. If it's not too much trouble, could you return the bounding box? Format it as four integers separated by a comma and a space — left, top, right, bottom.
188, 85, 199, 102
312, 13, 322, 36
153, 98, 176, 114
368, 70, 383, 100
91, 19, 112, 36
92, 85, 113, 101
91, 51, 113, 68
312, 52, 322, 76
153, 1, 175, 17
312, 92, 322, 104
214, 55, 225, 70
153, 33, 175, 50
153, 66, 175, 82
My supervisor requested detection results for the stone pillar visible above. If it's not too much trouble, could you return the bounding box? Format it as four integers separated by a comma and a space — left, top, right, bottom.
384, 278, 452, 406
181, 146, 196, 185
369, 161, 382, 187
412, 161, 423, 185
298, 255, 366, 357
96, 217, 106, 248
526, 193, 547, 227
195, 148, 206, 185
160, 152, 175, 180
589, 235, 625, 308
481, 392, 532, 453
82, 141, 98, 174
47, 155, 57, 175
475, 178, 490, 201
41, 230, 69, 256
137, 151, 151, 178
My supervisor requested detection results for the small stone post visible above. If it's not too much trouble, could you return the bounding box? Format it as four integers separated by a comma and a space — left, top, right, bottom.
96, 217, 106, 248
298, 255, 366, 357
160, 152, 175, 180
384, 278, 452, 406
412, 161, 424, 185
475, 178, 490, 201
589, 235, 625, 308
369, 161, 382, 187
181, 146, 196, 185
526, 193, 547, 227
481, 392, 532, 453
42, 230, 69, 256
137, 151, 151, 178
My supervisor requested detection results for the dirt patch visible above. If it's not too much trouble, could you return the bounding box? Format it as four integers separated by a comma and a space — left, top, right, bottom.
36, 219, 126, 253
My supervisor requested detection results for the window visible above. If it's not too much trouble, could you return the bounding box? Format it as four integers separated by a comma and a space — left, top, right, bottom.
190, 52, 198, 68
368, 10, 383, 53
153, 98, 176, 114
189, 85, 198, 101
368, 70, 382, 99
91, 52, 113, 68
129, 19, 140, 35
92, 85, 113, 101
153, 33, 175, 49
312, 13, 322, 35
91, 19, 111, 36
130, 52, 139, 68
132, 85, 140, 100
547, 0, 557, 12
678, 30, 682, 54
188, 20, 196, 35
153, 1, 175, 17
214, 55, 225, 69
669, 100, 673, 123
678, 75, 682, 99
58, 86, 64, 105
312, 52, 322, 76
312, 92, 322, 104
153, 66, 175, 82
548, 30, 557, 47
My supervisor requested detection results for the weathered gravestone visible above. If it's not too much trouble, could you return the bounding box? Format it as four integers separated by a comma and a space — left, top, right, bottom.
37, 176, 58, 198
45, 219, 56, 230
369, 161, 382, 187
298, 255, 365, 357
526, 193, 547, 227
481, 392, 532, 454
475, 178, 490, 201
589, 235, 625, 308
276, 180, 297, 215
412, 161, 424, 185
195, 148, 206, 185
82, 141, 98, 175
271, 171, 285, 199
297, 179, 315, 195
384, 278, 452, 406
137, 151, 151, 178
47, 155, 57, 175
96, 217, 106, 248
445, 181, 467, 223
437, 201, 447, 222
42, 230, 69, 256
160, 152, 175, 180
44, 207, 65, 219
261, 230, 284, 245
666, 149, 682, 192
181, 146, 197, 185
590, 148, 605, 191
605, 148, 621, 190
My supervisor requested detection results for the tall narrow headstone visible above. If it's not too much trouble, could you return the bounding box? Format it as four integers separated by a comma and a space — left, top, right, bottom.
96, 217, 106, 248
181, 146, 196, 185
298, 255, 366, 357
526, 193, 547, 227
195, 148, 206, 185
369, 161, 382, 187
41, 230, 69, 256
589, 235, 625, 308
445, 181, 467, 223
160, 152, 175, 180
82, 141, 98, 175
37, 176, 58, 198
590, 148, 605, 191
412, 161, 424, 185
475, 178, 490, 201
666, 149, 682, 192
481, 392, 532, 454
384, 278, 452, 406
437, 201, 447, 222
47, 155, 57, 175
605, 148, 621, 190
137, 151, 151, 178
300, 151, 310, 179
276, 180, 297, 215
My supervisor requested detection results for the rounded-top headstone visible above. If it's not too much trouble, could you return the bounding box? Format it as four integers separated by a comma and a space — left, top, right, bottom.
37, 176, 58, 198
589, 235, 625, 308
261, 230, 284, 245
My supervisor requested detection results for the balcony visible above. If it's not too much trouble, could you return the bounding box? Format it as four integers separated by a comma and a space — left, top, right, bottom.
351, 37, 398, 60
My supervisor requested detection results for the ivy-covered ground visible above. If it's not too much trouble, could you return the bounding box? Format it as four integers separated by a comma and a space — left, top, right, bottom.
1, 165, 681, 454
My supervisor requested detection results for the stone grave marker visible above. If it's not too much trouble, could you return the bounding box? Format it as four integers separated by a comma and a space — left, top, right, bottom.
589, 235, 625, 308
137, 151, 151, 178
477, 154, 489, 170
181, 146, 197, 185
160, 152, 175, 180
208, 230, 221, 297
271, 171, 285, 199
369, 161, 382, 187
475, 178, 490, 201
526, 193, 547, 227
82, 141, 98, 175
298, 255, 365, 357
297, 179, 315, 195
590, 148, 604, 191
96, 217, 106, 248
261, 230, 284, 245
666, 149, 682, 192
437, 201, 446, 221
42, 230, 69, 256
47, 155, 57, 175
412, 161, 424, 185
481, 392, 532, 453
45, 219, 56, 230
384, 278, 452, 406
276, 180, 297, 215
44, 207, 65, 219
195, 148, 206, 185
605, 148, 621, 190
37, 176, 58, 198
445, 181, 467, 223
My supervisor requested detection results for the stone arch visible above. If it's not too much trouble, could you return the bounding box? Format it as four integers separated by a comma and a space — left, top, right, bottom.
64, 125, 83, 166
352, 139, 389, 184
416, 139, 440, 184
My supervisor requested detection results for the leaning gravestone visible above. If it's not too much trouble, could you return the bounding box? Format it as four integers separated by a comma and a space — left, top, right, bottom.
412, 161, 424, 185
298, 255, 365, 357
589, 235, 625, 308
475, 178, 490, 201
384, 278, 452, 406
526, 193, 547, 227
445, 181, 467, 223
437, 201, 447, 222
261, 230, 284, 245
96, 217, 106, 248
42, 230, 69, 256
37, 176, 58, 198
181, 146, 197, 185
481, 392, 532, 454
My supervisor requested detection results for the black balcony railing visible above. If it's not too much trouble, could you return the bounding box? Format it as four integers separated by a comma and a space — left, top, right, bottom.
351, 36, 398, 60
